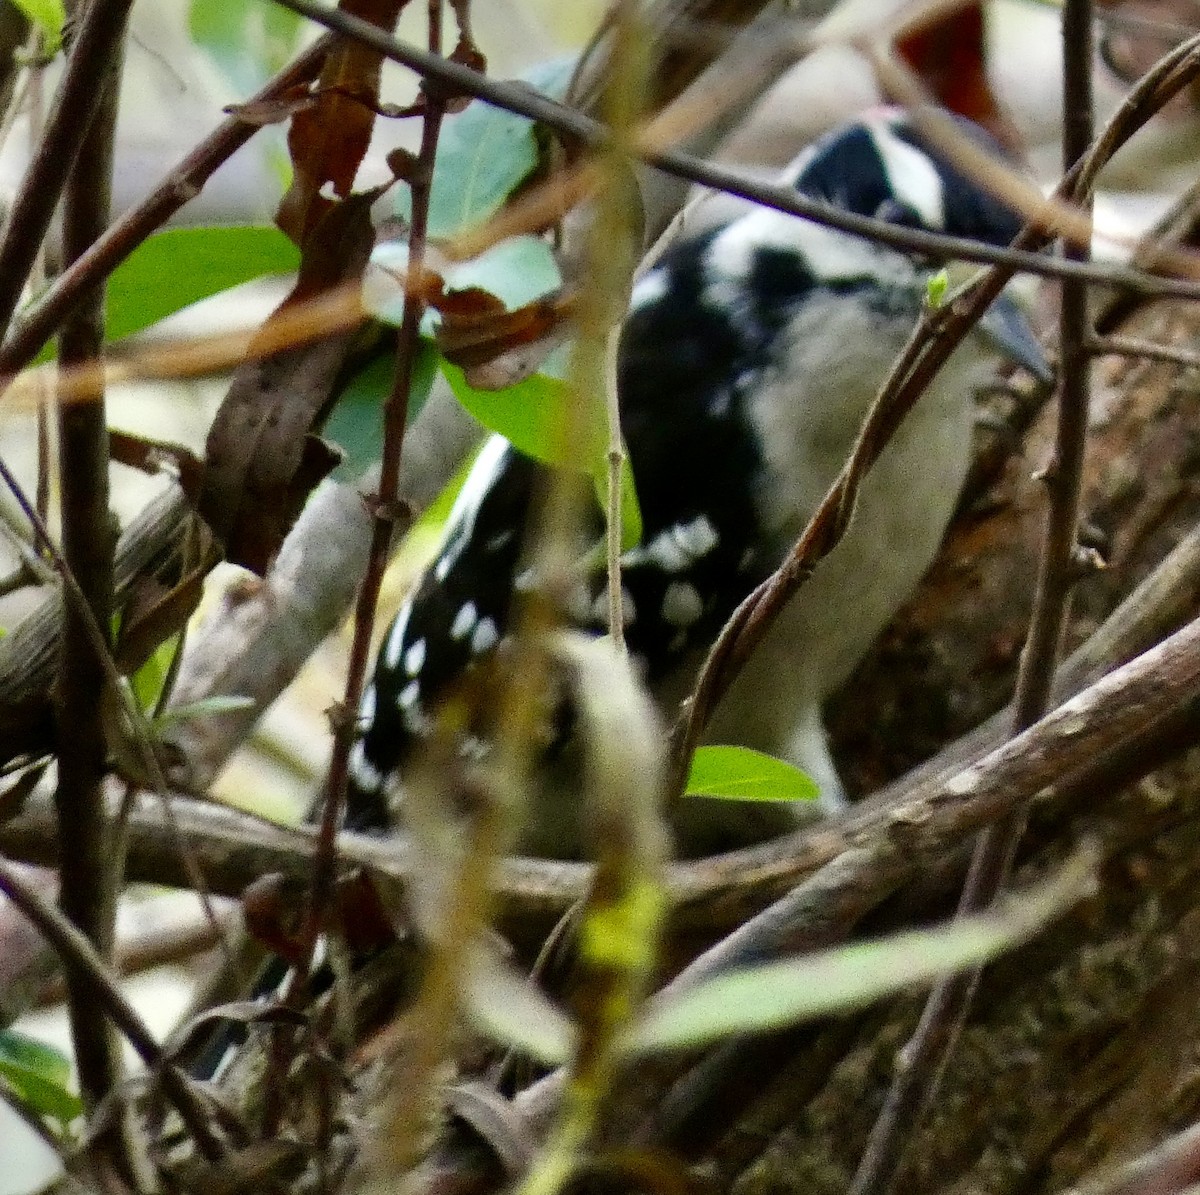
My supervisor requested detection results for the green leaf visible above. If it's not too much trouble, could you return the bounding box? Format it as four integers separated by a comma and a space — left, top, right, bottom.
926, 268, 950, 308
0, 1030, 81, 1126
685, 745, 819, 803
105, 226, 299, 344
155, 694, 257, 729
626, 849, 1097, 1055
325, 338, 438, 478
130, 633, 181, 714
440, 355, 600, 474
11, 0, 64, 52
401, 57, 576, 238
441, 235, 562, 310
189, 0, 303, 93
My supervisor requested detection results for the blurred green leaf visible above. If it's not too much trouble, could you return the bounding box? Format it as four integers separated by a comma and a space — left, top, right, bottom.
105, 226, 299, 344
926, 268, 950, 308
130, 633, 180, 714
685, 745, 818, 803
626, 849, 1096, 1054
11, 0, 64, 52
33, 226, 299, 365
188, 0, 303, 93
440, 355, 596, 473
400, 57, 575, 238
466, 946, 576, 1065
155, 694, 256, 728
0, 1030, 81, 1126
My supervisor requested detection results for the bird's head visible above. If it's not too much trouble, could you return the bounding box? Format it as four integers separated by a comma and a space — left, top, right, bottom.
789, 107, 1026, 250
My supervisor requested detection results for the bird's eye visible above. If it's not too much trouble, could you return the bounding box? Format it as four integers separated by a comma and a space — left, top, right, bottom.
875, 198, 926, 229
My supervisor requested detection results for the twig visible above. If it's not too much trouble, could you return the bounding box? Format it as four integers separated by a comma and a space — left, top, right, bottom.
849, 4, 1097, 1191
300, 83, 445, 977
39, 901, 238, 1006
0, 35, 333, 383
0, 0, 135, 341
10, 585, 1200, 932
1066, 1116, 1200, 1195
52, 27, 125, 1116
270, 0, 1200, 299
0, 859, 225, 1161
1089, 334, 1200, 371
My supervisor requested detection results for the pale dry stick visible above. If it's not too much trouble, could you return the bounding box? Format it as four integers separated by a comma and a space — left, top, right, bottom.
4, 283, 366, 412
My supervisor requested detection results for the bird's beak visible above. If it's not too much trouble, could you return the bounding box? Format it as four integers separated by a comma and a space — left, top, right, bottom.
979, 293, 1052, 383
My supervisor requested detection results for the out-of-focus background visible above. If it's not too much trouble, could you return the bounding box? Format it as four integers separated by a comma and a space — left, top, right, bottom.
0, 0, 1197, 1187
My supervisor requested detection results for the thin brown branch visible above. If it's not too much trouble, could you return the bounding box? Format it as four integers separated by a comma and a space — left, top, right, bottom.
300, 88, 445, 981
0, 34, 333, 383
850, 4, 1098, 1190
52, 29, 125, 1115
0, 0, 136, 340
1090, 333, 1200, 371
0, 859, 225, 1161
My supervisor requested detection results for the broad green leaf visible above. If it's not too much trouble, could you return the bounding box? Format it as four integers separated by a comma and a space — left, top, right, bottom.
32, 226, 300, 364
685, 745, 818, 803
189, 0, 303, 93
366, 236, 559, 330
11, 0, 64, 52
626, 850, 1096, 1055
442, 236, 562, 310
105, 226, 299, 344
0, 1030, 81, 1125
441, 356, 598, 474
401, 57, 576, 238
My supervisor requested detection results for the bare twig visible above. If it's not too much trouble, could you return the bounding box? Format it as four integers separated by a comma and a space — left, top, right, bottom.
1067, 1116, 1200, 1195
0, 0, 136, 340
300, 78, 445, 978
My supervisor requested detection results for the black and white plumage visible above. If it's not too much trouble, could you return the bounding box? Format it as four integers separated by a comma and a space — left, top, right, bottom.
349, 109, 1048, 857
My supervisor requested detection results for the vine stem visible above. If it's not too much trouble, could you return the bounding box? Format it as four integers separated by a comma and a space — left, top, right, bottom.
849, 4, 1097, 1191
